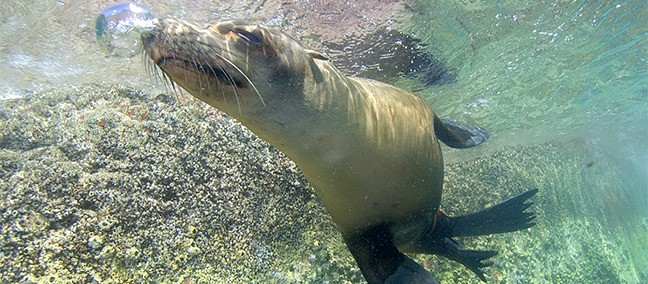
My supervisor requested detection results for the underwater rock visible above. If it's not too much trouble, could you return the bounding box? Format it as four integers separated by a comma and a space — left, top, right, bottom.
0, 85, 642, 282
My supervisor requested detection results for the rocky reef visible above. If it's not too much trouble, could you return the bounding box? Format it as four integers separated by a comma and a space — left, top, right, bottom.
0, 85, 643, 283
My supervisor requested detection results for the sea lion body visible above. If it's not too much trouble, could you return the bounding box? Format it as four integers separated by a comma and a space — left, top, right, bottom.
143, 18, 536, 283
286, 76, 443, 239
145, 19, 442, 239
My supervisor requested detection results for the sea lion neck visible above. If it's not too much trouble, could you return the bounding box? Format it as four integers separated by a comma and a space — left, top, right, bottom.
142, 18, 362, 157
142, 17, 442, 203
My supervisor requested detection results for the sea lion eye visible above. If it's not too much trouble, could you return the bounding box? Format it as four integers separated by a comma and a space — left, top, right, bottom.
233, 29, 262, 45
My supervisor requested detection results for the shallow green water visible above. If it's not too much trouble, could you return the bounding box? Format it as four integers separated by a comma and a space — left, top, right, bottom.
407, 0, 646, 149
405, 0, 647, 281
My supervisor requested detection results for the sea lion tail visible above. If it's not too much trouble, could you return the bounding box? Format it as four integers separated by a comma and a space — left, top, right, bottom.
433, 115, 489, 148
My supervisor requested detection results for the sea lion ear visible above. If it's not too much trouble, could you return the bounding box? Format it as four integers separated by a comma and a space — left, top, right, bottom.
306, 49, 329, 61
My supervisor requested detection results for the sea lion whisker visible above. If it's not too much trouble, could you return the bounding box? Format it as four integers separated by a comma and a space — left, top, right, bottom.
198, 49, 224, 96
144, 52, 163, 85
156, 70, 174, 98
193, 46, 238, 109
152, 64, 164, 86
200, 54, 243, 114
206, 46, 266, 107
188, 55, 209, 96
159, 43, 180, 99
143, 51, 152, 76
218, 76, 228, 105
219, 67, 243, 113
222, 67, 243, 114
198, 57, 214, 95
149, 60, 170, 93
149, 63, 159, 83
200, 53, 242, 113
157, 58, 181, 99
198, 43, 268, 90
194, 47, 218, 95
145, 59, 153, 80
165, 72, 182, 100
198, 48, 229, 104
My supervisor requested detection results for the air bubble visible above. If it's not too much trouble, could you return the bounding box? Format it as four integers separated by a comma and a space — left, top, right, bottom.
95, 3, 156, 57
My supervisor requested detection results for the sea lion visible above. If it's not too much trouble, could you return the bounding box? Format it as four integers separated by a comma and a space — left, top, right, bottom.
142, 18, 537, 283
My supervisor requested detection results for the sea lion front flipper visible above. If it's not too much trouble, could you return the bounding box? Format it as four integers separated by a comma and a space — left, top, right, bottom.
344, 224, 439, 284
433, 115, 489, 149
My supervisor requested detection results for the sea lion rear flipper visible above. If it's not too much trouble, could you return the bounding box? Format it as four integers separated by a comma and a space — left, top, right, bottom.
449, 188, 538, 236
433, 115, 489, 148
436, 238, 497, 282
414, 189, 538, 281
344, 224, 439, 284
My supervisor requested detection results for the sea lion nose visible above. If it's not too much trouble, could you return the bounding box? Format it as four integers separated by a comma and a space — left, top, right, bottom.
140, 29, 156, 49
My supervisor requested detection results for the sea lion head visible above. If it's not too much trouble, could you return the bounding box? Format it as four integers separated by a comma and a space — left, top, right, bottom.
142, 18, 329, 116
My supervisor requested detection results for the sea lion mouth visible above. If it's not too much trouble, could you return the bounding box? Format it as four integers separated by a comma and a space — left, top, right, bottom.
154, 56, 244, 88
143, 30, 246, 89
